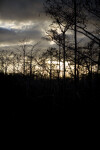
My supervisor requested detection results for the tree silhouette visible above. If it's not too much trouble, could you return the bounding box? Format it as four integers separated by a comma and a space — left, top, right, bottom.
44, 0, 74, 81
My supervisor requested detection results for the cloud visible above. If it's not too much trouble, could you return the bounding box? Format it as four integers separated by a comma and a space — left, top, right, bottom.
0, 26, 42, 44
0, 0, 52, 49
0, 0, 99, 51
0, 0, 46, 21
0, 27, 16, 42
0, 20, 51, 50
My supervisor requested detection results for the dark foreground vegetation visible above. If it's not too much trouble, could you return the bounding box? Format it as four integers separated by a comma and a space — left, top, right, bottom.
0, 72, 100, 122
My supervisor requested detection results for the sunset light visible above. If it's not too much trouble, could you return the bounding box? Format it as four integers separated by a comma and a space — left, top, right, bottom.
0, 0, 100, 120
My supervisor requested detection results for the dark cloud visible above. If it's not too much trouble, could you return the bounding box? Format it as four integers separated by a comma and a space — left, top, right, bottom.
0, 25, 44, 44
0, 0, 49, 47
0, 0, 51, 48
0, 27, 15, 34
0, 0, 46, 21
0, 0, 99, 50
0, 27, 16, 42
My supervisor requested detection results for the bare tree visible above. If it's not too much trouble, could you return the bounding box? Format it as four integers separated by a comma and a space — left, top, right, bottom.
44, 0, 74, 81
27, 42, 40, 76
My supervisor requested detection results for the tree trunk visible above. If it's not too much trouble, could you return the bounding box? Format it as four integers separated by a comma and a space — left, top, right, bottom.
74, 0, 77, 84
23, 49, 26, 75
50, 51, 52, 81
30, 50, 32, 76
58, 37, 61, 80
63, 31, 66, 81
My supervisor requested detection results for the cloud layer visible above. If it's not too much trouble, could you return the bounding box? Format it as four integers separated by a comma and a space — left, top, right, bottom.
0, 0, 52, 48
0, 0, 46, 21
0, 0, 99, 50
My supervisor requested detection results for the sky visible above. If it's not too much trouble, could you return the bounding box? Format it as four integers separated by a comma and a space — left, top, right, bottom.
0, 0, 53, 50
0, 0, 99, 52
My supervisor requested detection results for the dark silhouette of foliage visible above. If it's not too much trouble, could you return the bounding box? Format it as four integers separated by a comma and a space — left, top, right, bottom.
0, 72, 100, 121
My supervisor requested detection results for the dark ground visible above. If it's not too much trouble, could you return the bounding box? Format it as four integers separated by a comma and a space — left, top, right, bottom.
0, 73, 100, 123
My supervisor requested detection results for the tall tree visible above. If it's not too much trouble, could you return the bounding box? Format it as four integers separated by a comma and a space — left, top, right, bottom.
44, 0, 74, 81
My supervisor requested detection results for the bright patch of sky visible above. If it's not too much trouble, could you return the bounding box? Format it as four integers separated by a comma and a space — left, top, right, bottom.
0, 20, 35, 30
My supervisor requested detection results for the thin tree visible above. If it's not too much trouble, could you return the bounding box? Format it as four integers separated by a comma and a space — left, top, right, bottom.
44, 0, 74, 81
